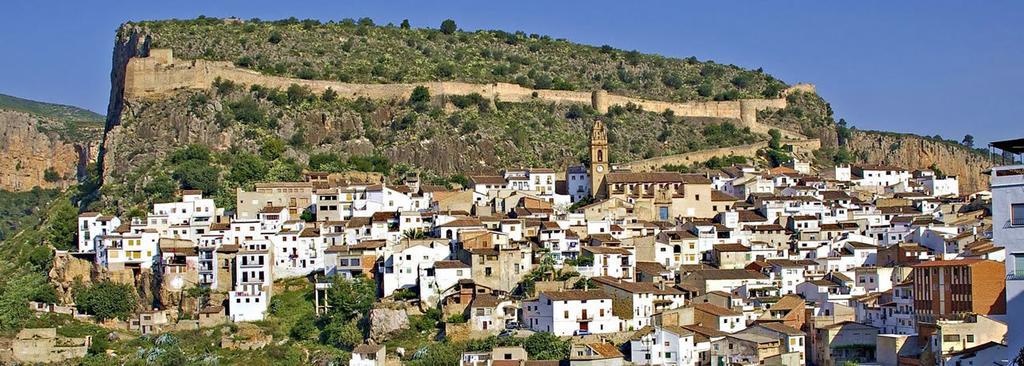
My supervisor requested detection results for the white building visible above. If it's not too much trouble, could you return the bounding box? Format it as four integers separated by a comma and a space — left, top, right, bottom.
630, 325, 698, 366
77, 213, 121, 252
229, 240, 271, 322
567, 165, 591, 202
522, 290, 622, 336
990, 139, 1024, 358
380, 239, 451, 297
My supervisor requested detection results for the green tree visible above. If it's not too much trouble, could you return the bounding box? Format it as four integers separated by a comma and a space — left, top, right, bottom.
300, 209, 316, 222
768, 128, 782, 150
440, 19, 457, 35
260, 137, 287, 161
962, 134, 975, 148
74, 281, 138, 321
46, 198, 79, 251
522, 332, 571, 360
400, 19, 411, 29
267, 159, 304, 182
172, 160, 221, 194
324, 276, 376, 323
228, 152, 270, 185
144, 174, 178, 203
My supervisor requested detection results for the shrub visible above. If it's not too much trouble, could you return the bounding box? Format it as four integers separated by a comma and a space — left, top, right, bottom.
260, 137, 286, 160
446, 313, 468, 323
286, 83, 314, 104
43, 168, 61, 182
168, 144, 211, 164
268, 31, 283, 44
322, 88, 338, 102
227, 98, 268, 127
74, 281, 138, 321
409, 86, 430, 104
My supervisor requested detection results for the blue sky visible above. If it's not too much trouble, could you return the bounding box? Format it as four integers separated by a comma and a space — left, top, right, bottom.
2, 1, 1022, 145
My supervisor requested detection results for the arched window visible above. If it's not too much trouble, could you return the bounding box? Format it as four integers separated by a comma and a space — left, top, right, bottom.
597, 150, 604, 162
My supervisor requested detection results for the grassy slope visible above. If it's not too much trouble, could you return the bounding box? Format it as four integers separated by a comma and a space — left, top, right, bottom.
0, 93, 104, 124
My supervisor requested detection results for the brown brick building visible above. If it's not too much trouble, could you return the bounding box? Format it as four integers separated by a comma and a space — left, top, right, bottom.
911, 259, 1005, 322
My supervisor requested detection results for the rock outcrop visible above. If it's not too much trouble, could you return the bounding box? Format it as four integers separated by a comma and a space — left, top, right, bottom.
368, 308, 410, 342
846, 131, 992, 193
0, 111, 94, 191
49, 251, 157, 309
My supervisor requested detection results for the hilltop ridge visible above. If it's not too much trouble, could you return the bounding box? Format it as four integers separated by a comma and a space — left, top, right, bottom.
89, 17, 993, 213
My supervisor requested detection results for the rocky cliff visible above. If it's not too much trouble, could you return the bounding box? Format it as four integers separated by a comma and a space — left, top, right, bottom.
845, 130, 991, 193
0, 111, 97, 191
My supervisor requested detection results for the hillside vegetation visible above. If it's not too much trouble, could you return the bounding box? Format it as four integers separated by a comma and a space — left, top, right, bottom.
0, 93, 104, 143
0, 94, 103, 124
99, 80, 761, 214
136, 17, 788, 103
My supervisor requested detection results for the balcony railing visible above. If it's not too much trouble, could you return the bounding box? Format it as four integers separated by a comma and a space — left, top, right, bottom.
1007, 272, 1024, 281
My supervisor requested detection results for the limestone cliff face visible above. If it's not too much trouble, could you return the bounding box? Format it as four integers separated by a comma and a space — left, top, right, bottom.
846, 131, 991, 193
49, 252, 156, 310
0, 111, 94, 191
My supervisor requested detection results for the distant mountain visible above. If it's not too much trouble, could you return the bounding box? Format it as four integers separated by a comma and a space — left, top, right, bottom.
0, 93, 104, 124
0, 94, 103, 191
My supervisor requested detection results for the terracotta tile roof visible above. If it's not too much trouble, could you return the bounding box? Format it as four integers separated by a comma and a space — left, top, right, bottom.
712, 190, 740, 201
757, 322, 804, 336
584, 343, 623, 358
714, 243, 750, 252
693, 303, 742, 317
434, 260, 470, 269
259, 206, 286, 214
542, 290, 610, 301
470, 293, 502, 308
583, 246, 631, 255
437, 218, 483, 228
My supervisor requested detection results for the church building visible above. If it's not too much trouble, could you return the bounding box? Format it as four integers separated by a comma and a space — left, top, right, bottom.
585, 119, 718, 221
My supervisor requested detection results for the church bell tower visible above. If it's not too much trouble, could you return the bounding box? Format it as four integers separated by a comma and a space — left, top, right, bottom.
590, 119, 609, 198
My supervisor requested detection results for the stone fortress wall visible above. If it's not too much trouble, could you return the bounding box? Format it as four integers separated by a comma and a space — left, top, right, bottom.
126, 49, 813, 140
620, 138, 821, 172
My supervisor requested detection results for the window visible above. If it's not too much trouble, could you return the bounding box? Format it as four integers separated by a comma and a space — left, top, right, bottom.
966, 334, 975, 343
1013, 204, 1024, 226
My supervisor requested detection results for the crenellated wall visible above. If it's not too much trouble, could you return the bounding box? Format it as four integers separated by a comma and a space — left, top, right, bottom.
121, 49, 809, 138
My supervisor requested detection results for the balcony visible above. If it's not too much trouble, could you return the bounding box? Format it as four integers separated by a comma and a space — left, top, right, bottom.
1007, 272, 1024, 281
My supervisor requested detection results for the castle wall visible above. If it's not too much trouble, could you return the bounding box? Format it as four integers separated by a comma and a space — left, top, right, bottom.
621, 139, 821, 172
123, 49, 809, 137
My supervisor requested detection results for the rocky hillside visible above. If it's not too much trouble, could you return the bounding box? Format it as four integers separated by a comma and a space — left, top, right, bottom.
0, 107, 100, 191
92, 16, 993, 212
843, 130, 991, 193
